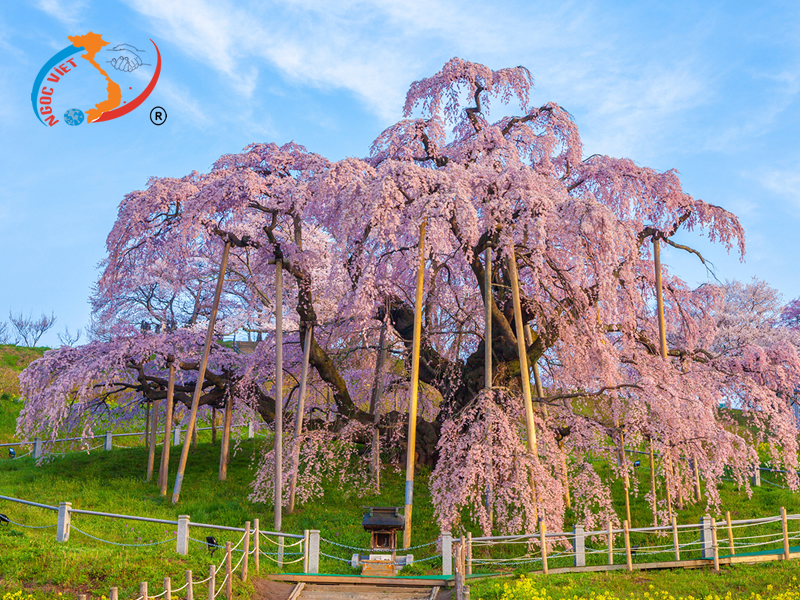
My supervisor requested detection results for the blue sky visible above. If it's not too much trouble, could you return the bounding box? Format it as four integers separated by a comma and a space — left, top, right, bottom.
1, 0, 799, 347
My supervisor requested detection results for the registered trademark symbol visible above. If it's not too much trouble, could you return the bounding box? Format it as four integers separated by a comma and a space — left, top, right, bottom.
150, 106, 167, 125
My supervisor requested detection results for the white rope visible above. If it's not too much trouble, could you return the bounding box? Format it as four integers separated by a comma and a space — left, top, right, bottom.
213, 574, 228, 599
259, 532, 304, 547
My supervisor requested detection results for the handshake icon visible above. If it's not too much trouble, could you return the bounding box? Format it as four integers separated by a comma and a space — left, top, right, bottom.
106, 44, 150, 72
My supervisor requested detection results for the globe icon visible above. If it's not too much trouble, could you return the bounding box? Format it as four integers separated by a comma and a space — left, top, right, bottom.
63, 108, 85, 126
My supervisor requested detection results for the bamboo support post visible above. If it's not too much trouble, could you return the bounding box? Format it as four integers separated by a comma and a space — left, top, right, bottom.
693, 459, 701, 502
212, 408, 217, 444
275, 257, 284, 532
559, 439, 571, 509
540, 521, 548, 574
79, 595, 86, 600
254, 518, 260, 573
607, 520, 614, 565
290, 324, 314, 511
672, 515, 680, 561
140, 582, 148, 600
484, 247, 492, 389
164, 577, 171, 600
159, 358, 175, 495
711, 518, 720, 571
145, 402, 150, 449
782, 507, 791, 560
666, 454, 674, 517
208, 565, 215, 600
225, 541, 233, 600
624, 520, 633, 571
649, 439, 657, 526
403, 221, 426, 549
369, 318, 387, 492
218, 394, 233, 481
172, 241, 231, 504
146, 400, 159, 481
110, 588, 118, 600
726, 511, 735, 556
186, 571, 194, 600
303, 529, 310, 573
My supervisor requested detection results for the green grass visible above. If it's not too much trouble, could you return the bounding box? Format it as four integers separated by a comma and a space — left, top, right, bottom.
2, 342, 800, 599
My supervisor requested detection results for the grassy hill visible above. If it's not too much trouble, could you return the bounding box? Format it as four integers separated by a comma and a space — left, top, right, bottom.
2, 344, 800, 600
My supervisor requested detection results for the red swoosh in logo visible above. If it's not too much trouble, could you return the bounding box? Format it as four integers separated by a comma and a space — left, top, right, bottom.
93, 39, 161, 123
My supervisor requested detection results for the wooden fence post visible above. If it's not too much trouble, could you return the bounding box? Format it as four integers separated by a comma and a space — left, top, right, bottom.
726, 511, 735, 556
254, 519, 261, 574
110, 588, 118, 600
79, 595, 86, 600
607, 520, 613, 565
711, 518, 720, 572
225, 541, 232, 600
242, 521, 250, 581
186, 570, 193, 600
623, 520, 632, 571
672, 515, 680, 561
164, 577, 171, 600
302, 529, 309, 573
140, 582, 148, 600
540, 521, 548, 574
208, 565, 215, 600
782, 507, 791, 560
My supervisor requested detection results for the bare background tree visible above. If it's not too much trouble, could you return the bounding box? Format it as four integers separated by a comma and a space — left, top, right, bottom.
8, 311, 57, 347
0, 321, 14, 345
57, 326, 82, 347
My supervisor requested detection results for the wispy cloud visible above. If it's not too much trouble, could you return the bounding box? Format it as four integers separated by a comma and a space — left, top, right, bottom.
155, 77, 210, 126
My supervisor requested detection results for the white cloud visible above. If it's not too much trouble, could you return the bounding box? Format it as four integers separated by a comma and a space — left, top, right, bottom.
35, 0, 88, 26
155, 77, 211, 126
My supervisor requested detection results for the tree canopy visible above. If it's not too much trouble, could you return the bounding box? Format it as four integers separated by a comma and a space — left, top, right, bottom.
18, 58, 800, 536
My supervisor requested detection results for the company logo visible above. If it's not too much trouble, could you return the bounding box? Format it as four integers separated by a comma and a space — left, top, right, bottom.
32, 31, 161, 127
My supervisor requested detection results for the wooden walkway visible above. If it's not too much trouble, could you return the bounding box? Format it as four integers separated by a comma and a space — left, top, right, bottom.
287, 582, 441, 600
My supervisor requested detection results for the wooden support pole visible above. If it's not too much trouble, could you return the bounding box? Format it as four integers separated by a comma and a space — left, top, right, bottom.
225, 541, 233, 600
110, 588, 118, 600
289, 324, 314, 512
506, 246, 538, 454
672, 515, 680, 561
559, 439, 571, 510
623, 520, 633, 571
653, 237, 668, 359
607, 519, 614, 565
726, 511, 735, 556
242, 521, 250, 581
540, 521, 548, 574
211, 408, 217, 444
218, 394, 233, 481
484, 247, 492, 389
711, 518, 720, 571
140, 581, 148, 600
186, 571, 194, 600
275, 257, 284, 532
159, 358, 175, 496
172, 241, 231, 504
782, 506, 791, 560
146, 399, 159, 481
403, 221, 426, 550
164, 577, 171, 600
665, 453, 674, 518
208, 565, 215, 600
254, 518, 260, 574
145, 401, 150, 449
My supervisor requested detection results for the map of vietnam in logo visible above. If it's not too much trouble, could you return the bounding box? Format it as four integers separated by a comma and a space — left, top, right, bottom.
31, 31, 161, 126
